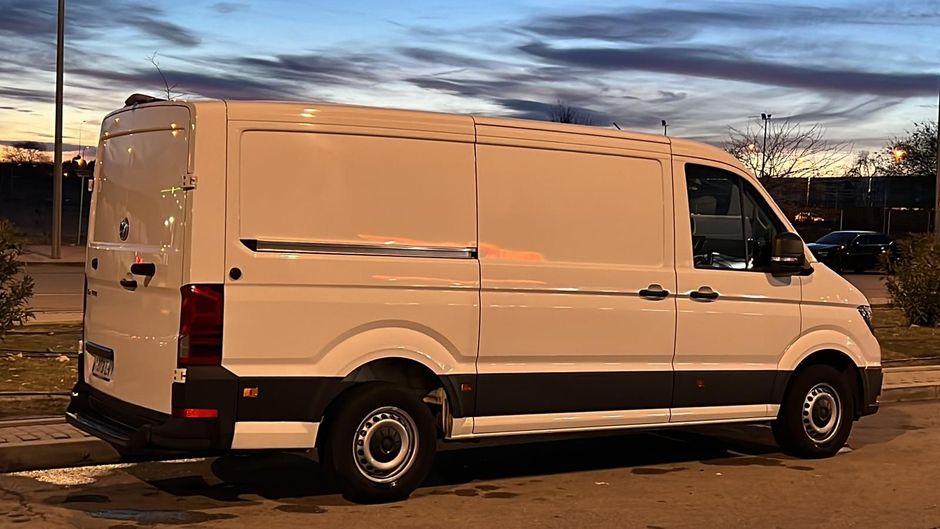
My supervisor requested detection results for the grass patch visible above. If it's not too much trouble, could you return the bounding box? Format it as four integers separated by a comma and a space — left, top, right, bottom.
873, 307, 940, 364
1, 324, 80, 419
0, 324, 81, 355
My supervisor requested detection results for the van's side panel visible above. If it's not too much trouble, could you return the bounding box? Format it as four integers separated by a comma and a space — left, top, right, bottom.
221, 112, 479, 432
474, 123, 676, 434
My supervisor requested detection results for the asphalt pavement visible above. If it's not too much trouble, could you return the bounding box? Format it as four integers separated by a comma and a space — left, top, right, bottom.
0, 401, 938, 528
20, 263, 83, 323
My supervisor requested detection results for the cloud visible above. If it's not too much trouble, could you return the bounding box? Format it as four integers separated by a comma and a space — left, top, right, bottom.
398, 47, 495, 69
70, 67, 297, 100
117, 12, 201, 47
523, 4, 940, 44
234, 52, 386, 87
494, 98, 610, 123
780, 97, 902, 122
648, 90, 687, 104
0, 87, 54, 104
0, 0, 199, 47
519, 42, 938, 98
212, 2, 246, 14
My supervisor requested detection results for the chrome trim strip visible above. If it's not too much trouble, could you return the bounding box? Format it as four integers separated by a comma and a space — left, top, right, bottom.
242, 239, 477, 259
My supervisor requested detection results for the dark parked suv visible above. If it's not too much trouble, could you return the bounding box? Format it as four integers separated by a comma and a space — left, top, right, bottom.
806, 230, 895, 273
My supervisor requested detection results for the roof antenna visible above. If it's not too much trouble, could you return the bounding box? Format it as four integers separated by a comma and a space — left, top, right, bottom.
612, 122, 621, 130
661, 119, 668, 136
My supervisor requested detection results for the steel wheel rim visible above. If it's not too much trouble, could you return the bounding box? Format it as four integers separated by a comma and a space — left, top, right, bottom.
353, 406, 419, 484
802, 383, 842, 444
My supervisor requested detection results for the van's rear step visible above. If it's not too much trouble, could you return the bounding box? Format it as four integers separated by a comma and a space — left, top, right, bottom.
67, 382, 227, 451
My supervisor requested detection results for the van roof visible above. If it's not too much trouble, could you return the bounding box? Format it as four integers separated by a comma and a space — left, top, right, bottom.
114, 98, 745, 171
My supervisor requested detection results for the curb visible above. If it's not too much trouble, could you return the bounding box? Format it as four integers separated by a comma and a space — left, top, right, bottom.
18, 260, 85, 267
0, 418, 119, 473
880, 366, 940, 404
0, 437, 119, 473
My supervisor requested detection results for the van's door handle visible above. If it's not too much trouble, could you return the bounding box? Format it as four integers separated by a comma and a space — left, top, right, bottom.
639, 285, 670, 300
130, 262, 156, 277
119, 278, 138, 290
689, 287, 719, 301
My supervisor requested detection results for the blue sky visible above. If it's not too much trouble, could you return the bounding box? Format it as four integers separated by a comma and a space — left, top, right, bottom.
0, 0, 937, 160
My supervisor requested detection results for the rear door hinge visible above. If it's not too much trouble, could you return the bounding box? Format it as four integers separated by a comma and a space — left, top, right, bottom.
173, 368, 187, 383
182, 172, 197, 190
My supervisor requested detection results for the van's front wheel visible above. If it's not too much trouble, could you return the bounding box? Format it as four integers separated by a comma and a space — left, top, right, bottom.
320, 383, 436, 503
773, 365, 855, 458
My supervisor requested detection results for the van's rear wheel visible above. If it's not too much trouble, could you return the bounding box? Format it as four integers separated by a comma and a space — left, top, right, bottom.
773, 365, 854, 458
320, 383, 436, 503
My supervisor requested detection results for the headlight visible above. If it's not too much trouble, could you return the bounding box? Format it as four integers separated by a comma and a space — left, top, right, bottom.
858, 305, 873, 332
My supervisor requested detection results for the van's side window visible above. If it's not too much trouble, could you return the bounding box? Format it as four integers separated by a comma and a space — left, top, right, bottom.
686, 164, 783, 271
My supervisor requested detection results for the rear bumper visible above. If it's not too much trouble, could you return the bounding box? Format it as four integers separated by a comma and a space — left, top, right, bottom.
66, 381, 231, 452
858, 366, 883, 417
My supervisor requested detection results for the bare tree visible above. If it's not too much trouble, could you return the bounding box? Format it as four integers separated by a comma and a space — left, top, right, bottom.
147, 51, 184, 100
548, 100, 595, 125
847, 150, 880, 177
1, 141, 49, 164
726, 119, 850, 184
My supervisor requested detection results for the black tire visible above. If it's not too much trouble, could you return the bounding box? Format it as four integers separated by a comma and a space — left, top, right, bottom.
319, 383, 436, 503
773, 364, 855, 458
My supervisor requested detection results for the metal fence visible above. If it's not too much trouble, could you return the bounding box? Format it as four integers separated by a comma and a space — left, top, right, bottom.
768, 175, 936, 241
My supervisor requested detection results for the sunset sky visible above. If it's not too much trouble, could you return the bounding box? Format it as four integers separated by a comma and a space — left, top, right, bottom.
0, 0, 937, 162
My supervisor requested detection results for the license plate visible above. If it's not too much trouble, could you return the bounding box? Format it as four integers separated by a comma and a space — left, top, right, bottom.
91, 354, 114, 381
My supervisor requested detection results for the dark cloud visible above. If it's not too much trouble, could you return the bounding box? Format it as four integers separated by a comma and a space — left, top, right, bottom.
524, 4, 940, 44
235, 52, 385, 86
117, 13, 200, 47
398, 48, 493, 69
70, 67, 296, 100
0, 139, 91, 153
212, 2, 247, 14
406, 76, 549, 99
781, 97, 902, 122
0, 87, 54, 104
0, 0, 199, 47
519, 42, 938, 98
494, 98, 608, 123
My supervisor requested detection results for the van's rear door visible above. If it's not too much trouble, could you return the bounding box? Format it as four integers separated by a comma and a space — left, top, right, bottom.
83, 105, 192, 414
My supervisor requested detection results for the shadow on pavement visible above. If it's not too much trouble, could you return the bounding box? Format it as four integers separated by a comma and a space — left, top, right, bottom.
39, 414, 909, 519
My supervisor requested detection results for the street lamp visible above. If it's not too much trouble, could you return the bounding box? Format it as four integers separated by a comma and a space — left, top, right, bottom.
759, 113, 772, 179
75, 120, 87, 245
52, 0, 65, 259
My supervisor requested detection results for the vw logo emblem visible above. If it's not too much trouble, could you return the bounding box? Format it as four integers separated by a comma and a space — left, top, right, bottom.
119, 217, 129, 241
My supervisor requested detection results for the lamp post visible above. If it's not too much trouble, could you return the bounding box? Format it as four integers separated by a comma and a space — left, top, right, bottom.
759, 112, 772, 179
934, 83, 939, 239
51, 0, 65, 259
75, 120, 87, 245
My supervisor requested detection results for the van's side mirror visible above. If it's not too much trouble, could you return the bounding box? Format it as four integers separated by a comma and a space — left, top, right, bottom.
770, 232, 810, 276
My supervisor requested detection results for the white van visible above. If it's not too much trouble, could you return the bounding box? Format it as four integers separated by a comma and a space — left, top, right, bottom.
68, 97, 882, 502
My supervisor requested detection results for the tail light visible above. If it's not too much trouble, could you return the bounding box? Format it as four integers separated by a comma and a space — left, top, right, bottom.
178, 284, 224, 366
172, 408, 219, 419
